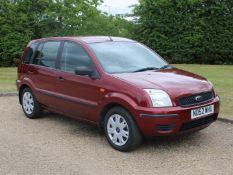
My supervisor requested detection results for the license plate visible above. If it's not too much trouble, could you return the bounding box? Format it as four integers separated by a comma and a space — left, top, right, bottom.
191, 105, 214, 120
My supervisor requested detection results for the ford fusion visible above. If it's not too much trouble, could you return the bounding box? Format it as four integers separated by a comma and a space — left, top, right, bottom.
17, 36, 220, 151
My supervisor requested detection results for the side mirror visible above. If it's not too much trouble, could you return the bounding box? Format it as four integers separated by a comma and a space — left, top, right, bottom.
74, 66, 94, 77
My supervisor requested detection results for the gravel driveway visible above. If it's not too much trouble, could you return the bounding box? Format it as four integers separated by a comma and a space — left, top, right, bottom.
0, 96, 233, 175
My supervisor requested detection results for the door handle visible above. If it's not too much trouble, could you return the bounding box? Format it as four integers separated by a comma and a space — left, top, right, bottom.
28, 71, 34, 74
57, 76, 64, 82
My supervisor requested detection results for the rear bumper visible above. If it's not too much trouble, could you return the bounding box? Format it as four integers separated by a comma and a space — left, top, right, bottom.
16, 79, 21, 91
134, 96, 220, 137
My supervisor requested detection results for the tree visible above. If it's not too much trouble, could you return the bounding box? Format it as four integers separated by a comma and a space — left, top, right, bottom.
132, 0, 233, 64
0, 0, 132, 66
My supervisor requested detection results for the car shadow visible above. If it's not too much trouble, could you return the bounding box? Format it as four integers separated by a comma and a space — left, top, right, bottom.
42, 111, 103, 137
41, 111, 207, 151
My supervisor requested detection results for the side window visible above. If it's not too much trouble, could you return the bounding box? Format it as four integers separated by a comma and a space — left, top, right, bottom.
36, 41, 60, 68
23, 43, 38, 64
60, 42, 93, 73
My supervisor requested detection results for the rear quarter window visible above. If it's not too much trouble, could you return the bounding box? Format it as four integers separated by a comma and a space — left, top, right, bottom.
23, 43, 38, 64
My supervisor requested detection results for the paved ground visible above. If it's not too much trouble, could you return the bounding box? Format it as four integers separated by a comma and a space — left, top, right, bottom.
0, 96, 233, 175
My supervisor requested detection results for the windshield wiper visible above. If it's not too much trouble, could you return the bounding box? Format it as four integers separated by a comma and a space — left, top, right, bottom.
134, 67, 159, 72
159, 65, 172, 70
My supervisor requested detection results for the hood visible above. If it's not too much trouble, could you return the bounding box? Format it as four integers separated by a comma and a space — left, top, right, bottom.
112, 68, 213, 99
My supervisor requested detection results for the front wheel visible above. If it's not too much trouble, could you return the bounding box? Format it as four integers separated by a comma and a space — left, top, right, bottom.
104, 107, 142, 152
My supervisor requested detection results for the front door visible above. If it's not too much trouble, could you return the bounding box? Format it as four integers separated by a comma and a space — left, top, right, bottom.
54, 41, 102, 122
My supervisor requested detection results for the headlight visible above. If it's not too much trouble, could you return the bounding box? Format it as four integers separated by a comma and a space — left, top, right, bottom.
144, 89, 172, 107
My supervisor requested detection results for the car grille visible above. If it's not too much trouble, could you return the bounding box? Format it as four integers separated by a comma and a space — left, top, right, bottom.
178, 91, 214, 107
180, 114, 217, 131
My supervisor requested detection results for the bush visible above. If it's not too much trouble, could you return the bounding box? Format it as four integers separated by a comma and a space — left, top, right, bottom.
132, 0, 233, 64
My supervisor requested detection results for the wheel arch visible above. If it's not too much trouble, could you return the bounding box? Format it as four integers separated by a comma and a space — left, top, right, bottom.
98, 92, 139, 128
98, 103, 142, 136
99, 103, 124, 128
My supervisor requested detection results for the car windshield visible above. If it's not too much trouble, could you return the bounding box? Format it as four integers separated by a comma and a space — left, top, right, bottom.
89, 42, 168, 74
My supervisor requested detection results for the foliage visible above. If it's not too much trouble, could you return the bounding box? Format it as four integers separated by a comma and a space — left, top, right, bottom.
0, 0, 132, 67
132, 0, 233, 64
2, 0, 232, 66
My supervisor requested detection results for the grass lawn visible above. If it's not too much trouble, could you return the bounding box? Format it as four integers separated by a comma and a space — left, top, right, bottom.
0, 65, 232, 116
0, 67, 17, 93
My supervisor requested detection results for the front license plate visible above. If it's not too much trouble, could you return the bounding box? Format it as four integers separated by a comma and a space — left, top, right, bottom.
191, 105, 214, 120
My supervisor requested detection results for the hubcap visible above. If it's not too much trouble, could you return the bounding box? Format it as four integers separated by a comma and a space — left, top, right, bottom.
107, 114, 129, 146
22, 92, 34, 115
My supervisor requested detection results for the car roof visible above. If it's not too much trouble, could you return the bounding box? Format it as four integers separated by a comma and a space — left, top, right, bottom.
30, 36, 135, 44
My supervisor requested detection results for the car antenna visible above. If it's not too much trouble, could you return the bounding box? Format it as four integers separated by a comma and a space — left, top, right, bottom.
108, 36, 113, 41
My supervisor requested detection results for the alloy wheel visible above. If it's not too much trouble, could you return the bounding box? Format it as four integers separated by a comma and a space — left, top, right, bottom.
22, 92, 34, 115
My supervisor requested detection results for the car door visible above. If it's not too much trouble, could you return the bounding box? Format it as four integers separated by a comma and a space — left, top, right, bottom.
27, 41, 61, 108
54, 41, 103, 122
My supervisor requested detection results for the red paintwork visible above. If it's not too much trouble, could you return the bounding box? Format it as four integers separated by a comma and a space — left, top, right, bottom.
17, 36, 220, 137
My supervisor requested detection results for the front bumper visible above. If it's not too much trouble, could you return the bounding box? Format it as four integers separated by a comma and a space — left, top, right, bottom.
134, 96, 220, 137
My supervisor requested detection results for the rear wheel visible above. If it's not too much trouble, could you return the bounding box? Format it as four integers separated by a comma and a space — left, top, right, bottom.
21, 87, 43, 119
104, 106, 142, 152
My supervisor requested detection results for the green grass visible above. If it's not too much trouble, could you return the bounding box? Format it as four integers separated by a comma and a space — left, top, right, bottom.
0, 67, 17, 93
0, 65, 232, 116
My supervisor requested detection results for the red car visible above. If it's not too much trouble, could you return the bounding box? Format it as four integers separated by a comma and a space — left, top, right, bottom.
17, 36, 220, 151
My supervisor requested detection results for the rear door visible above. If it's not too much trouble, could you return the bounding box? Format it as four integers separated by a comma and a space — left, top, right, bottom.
54, 41, 103, 122
28, 41, 61, 108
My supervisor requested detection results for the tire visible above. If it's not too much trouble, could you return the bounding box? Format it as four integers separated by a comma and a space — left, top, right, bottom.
21, 87, 43, 119
104, 106, 142, 152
